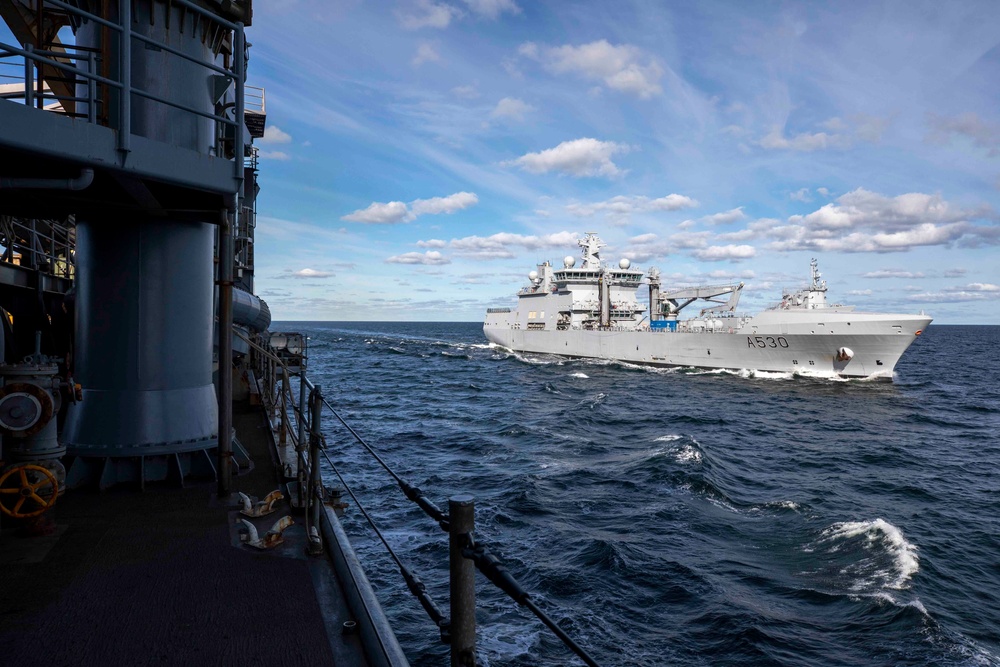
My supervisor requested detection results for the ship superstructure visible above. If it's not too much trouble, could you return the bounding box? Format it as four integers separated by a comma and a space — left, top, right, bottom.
485, 233, 931, 379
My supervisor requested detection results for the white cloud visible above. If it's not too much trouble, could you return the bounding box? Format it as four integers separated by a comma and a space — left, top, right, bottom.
342, 201, 410, 224
565, 194, 698, 224
342, 192, 478, 224
413, 42, 442, 66
861, 269, 927, 279
259, 125, 292, 144
461, 0, 520, 19
490, 97, 535, 122
257, 150, 291, 161
522, 39, 663, 99
386, 251, 451, 265
908, 283, 1000, 302
291, 268, 334, 278
703, 207, 746, 225
790, 188, 812, 202
445, 231, 579, 259
763, 188, 997, 253
396, 0, 458, 29
693, 244, 757, 262
506, 138, 630, 178
410, 192, 479, 216
417, 239, 448, 248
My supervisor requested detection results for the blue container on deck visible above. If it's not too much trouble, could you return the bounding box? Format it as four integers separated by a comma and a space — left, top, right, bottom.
651, 320, 678, 331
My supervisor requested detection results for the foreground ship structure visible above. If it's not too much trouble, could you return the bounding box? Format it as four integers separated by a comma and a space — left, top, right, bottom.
484, 233, 931, 379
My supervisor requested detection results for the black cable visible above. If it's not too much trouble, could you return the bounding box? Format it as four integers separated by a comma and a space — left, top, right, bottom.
320, 447, 450, 641
463, 534, 601, 667
320, 394, 448, 531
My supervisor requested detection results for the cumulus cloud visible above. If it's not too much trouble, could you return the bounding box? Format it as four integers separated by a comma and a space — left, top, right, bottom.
410, 192, 479, 216
386, 251, 451, 265
765, 188, 997, 253
702, 207, 746, 225
396, 0, 458, 29
692, 244, 756, 262
412, 42, 442, 66
520, 39, 663, 99
275, 268, 335, 279
440, 231, 579, 259
926, 112, 1000, 156
790, 188, 812, 202
416, 239, 448, 248
342, 192, 478, 224
342, 201, 410, 224
506, 138, 630, 178
490, 97, 535, 122
259, 125, 292, 144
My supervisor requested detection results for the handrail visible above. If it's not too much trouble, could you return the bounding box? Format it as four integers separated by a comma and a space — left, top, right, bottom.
0, 2, 247, 182
248, 328, 603, 665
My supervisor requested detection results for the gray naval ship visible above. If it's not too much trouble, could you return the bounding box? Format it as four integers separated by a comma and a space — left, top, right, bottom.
484, 233, 931, 379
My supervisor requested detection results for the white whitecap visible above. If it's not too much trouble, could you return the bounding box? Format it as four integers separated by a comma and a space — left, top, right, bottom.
673, 444, 702, 464
570, 372, 589, 379
816, 518, 920, 590
655, 434, 682, 442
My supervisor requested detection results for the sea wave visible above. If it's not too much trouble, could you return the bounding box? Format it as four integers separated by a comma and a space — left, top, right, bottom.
805, 518, 920, 592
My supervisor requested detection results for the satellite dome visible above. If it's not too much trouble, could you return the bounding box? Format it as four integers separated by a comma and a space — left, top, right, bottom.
619, 258, 631, 269
564, 256, 576, 268
528, 270, 538, 281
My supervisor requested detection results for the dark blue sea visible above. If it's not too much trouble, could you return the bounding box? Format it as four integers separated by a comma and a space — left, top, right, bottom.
278, 322, 1000, 667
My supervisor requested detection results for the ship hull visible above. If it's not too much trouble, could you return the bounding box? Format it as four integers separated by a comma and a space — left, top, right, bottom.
484, 312, 931, 379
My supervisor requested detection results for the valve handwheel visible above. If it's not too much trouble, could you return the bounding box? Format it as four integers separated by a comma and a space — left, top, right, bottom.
0, 464, 58, 518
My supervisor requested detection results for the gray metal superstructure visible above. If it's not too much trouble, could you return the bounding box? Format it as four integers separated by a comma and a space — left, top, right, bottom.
484, 233, 931, 379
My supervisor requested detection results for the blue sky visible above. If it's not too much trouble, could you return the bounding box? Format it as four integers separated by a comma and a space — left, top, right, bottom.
86, 2, 1000, 321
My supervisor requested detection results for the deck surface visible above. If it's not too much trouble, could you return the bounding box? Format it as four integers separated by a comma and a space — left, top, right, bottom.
0, 401, 367, 666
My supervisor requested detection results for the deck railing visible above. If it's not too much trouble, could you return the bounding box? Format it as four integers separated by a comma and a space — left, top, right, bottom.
244, 329, 602, 667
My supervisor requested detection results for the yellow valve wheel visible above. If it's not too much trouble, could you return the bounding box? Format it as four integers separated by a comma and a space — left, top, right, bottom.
0, 464, 58, 518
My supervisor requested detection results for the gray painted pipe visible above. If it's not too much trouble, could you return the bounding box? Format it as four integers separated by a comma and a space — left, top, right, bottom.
0, 168, 94, 191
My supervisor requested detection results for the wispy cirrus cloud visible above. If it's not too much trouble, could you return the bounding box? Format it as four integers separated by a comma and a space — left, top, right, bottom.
926, 112, 1000, 157
342, 192, 478, 223
419, 231, 579, 260
565, 194, 698, 225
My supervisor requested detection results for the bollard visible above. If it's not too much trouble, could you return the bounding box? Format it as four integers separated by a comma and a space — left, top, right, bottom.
450, 495, 476, 666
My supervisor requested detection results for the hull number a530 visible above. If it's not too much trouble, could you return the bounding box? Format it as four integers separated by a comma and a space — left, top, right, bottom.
748, 336, 789, 349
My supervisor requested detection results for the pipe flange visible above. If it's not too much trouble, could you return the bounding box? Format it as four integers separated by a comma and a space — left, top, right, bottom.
0, 382, 54, 437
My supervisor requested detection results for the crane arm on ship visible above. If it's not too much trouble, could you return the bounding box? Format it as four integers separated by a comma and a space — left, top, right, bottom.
657, 282, 744, 316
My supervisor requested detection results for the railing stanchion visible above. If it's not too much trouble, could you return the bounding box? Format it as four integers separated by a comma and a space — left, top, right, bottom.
297, 370, 308, 508
450, 495, 477, 666
307, 385, 324, 555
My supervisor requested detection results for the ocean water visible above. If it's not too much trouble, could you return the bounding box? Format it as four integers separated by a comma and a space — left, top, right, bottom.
282, 322, 1000, 667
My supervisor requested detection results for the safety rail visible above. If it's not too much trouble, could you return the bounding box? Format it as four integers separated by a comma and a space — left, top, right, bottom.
245, 329, 602, 666
0, 0, 245, 176
0, 215, 74, 280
